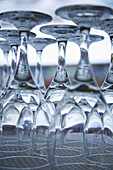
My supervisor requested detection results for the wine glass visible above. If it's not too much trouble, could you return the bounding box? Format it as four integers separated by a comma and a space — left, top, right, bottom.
40, 24, 78, 104
55, 4, 113, 166
0, 10, 52, 129
29, 37, 56, 95
40, 24, 87, 166
0, 10, 54, 169
93, 18, 113, 161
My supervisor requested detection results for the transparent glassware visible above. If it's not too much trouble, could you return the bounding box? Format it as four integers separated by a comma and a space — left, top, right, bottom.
40, 24, 78, 104
0, 40, 10, 92
29, 37, 56, 95
94, 18, 113, 157
0, 10, 52, 129
0, 11, 54, 169
40, 24, 87, 166
55, 4, 113, 166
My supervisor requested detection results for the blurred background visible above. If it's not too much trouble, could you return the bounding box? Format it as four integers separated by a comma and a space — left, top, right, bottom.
0, 0, 112, 87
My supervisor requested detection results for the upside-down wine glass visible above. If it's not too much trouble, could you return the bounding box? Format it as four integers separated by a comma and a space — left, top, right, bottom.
40, 24, 88, 166
0, 29, 38, 159
89, 18, 113, 165
55, 4, 113, 167
39, 24, 79, 167
0, 10, 54, 170
29, 37, 57, 167
0, 10, 52, 129
29, 37, 56, 95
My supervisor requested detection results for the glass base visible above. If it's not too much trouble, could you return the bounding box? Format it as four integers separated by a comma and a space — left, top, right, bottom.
0, 40, 10, 52
69, 34, 104, 46
29, 38, 56, 51
0, 30, 19, 46
40, 24, 78, 40
55, 4, 113, 28
0, 11, 52, 31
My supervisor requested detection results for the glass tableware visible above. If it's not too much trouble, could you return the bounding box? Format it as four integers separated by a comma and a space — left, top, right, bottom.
55, 4, 113, 166
40, 24, 83, 167
40, 24, 78, 104
55, 4, 113, 29
0, 10, 54, 170
0, 10, 52, 130
29, 37, 56, 95
99, 19, 113, 108
55, 5, 113, 113
94, 18, 113, 155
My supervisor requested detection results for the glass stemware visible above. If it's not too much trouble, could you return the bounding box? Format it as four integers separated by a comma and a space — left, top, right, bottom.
29, 37, 56, 95
0, 10, 52, 130
99, 19, 113, 108
0, 10, 55, 170
55, 4, 113, 166
94, 18, 113, 157
0, 40, 10, 92
40, 24, 78, 104
40, 24, 87, 166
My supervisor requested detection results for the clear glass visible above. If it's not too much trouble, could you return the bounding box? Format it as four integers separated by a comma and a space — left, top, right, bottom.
5, 45, 18, 91
55, 4, 113, 167
96, 18, 113, 156
29, 37, 56, 95
0, 10, 54, 169
0, 10, 52, 129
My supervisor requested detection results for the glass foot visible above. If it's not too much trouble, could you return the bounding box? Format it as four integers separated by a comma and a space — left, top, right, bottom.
55, 4, 113, 28
40, 24, 78, 40
0, 11, 52, 31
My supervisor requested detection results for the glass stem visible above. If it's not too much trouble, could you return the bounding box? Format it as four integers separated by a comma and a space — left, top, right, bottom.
54, 40, 68, 82
110, 36, 113, 64
2, 51, 9, 90
74, 27, 95, 82
103, 36, 113, 84
58, 40, 67, 68
35, 50, 46, 89
5, 45, 18, 90
14, 31, 32, 81
109, 36, 113, 77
